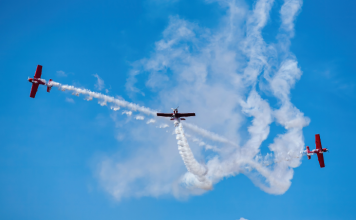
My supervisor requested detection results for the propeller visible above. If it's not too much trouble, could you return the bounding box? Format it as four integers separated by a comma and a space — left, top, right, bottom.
171, 106, 179, 111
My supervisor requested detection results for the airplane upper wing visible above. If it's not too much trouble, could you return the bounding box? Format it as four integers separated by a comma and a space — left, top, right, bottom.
317, 153, 325, 168
315, 134, 322, 150
30, 84, 39, 98
177, 113, 196, 117
34, 65, 42, 78
157, 113, 173, 117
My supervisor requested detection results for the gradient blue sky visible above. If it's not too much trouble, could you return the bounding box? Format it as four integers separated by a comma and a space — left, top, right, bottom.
1, 0, 356, 219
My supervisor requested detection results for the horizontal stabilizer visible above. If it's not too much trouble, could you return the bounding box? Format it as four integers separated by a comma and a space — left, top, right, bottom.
47, 79, 52, 92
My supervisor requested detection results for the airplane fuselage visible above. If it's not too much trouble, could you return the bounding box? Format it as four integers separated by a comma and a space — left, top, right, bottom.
28, 65, 53, 98
170, 110, 185, 126
306, 148, 328, 156
28, 78, 46, 85
157, 108, 195, 127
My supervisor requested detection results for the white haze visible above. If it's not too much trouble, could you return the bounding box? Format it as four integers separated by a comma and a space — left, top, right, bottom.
52, 0, 310, 200
93, 73, 105, 91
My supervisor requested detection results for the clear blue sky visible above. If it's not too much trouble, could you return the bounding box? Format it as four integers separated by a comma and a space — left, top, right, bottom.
1, 0, 356, 219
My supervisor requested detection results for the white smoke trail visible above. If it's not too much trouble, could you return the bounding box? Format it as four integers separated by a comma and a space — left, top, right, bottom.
175, 123, 212, 190
50, 82, 156, 116
50, 81, 237, 147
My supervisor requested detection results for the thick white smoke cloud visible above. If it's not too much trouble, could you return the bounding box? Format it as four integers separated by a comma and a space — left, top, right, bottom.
53, 0, 310, 200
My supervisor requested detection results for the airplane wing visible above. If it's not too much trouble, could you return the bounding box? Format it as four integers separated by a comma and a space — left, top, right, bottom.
177, 113, 196, 117
34, 65, 42, 78
157, 113, 173, 117
30, 84, 39, 98
315, 134, 322, 150
317, 153, 325, 168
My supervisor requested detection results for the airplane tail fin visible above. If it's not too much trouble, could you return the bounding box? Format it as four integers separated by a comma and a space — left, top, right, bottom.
306, 146, 311, 159
47, 79, 52, 92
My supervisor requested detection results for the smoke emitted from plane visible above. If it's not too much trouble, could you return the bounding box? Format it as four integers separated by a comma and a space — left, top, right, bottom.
50, 82, 156, 116
175, 123, 212, 189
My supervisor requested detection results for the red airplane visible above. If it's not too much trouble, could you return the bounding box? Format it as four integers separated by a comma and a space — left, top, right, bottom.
28, 65, 53, 98
304, 134, 329, 168
157, 107, 195, 126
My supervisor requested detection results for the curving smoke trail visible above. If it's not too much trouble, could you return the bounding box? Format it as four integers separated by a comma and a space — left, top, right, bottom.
175, 123, 212, 189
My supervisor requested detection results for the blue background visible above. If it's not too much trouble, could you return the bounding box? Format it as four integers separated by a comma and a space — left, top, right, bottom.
1, 0, 355, 219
